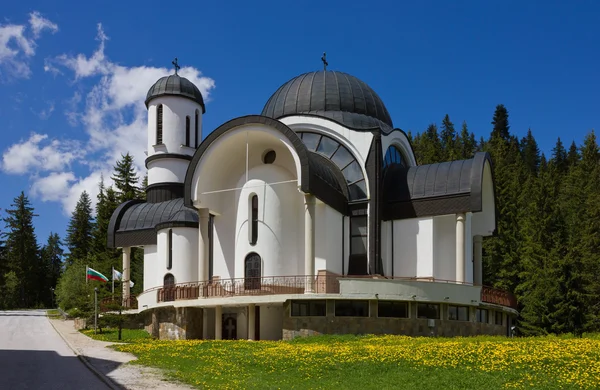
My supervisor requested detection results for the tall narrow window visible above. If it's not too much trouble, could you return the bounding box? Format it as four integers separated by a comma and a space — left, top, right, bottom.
156, 104, 163, 144
250, 195, 258, 245
185, 116, 190, 147
194, 110, 199, 148
167, 229, 173, 270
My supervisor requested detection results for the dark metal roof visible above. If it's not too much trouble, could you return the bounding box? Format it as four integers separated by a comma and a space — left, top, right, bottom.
383, 152, 496, 220
145, 75, 206, 113
107, 198, 198, 248
261, 71, 393, 130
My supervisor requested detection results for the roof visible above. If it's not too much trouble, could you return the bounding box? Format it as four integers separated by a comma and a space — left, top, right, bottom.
145, 74, 206, 112
261, 70, 393, 130
383, 152, 495, 220
107, 198, 198, 248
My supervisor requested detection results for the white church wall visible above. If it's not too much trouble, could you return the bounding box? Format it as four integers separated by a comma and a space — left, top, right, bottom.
465, 213, 474, 284
147, 159, 190, 185
433, 215, 456, 281
314, 204, 343, 275
381, 132, 418, 166
234, 164, 301, 279
212, 191, 236, 281
381, 221, 392, 276
260, 305, 284, 340
156, 230, 171, 283
143, 245, 158, 291
172, 227, 198, 284
296, 197, 305, 276
147, 96, 202, 155
392, 217, 434, 278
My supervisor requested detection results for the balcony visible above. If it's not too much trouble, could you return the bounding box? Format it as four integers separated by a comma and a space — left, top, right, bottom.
137, 274, 517, 311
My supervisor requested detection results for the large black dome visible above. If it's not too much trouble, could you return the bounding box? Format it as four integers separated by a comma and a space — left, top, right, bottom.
145, 74, 206, 113
261, 70, 393, 130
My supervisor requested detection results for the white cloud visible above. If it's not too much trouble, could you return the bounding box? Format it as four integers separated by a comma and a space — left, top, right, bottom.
1, 133, 81, 174
35, 101, 55, 119
2, 23, 216, 215
29, 11, 58, 38
0, 11, 57, 80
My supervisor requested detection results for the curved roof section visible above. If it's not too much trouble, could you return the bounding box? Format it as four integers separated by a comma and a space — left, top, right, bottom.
382, 152, 496, 220
145, 74, 206, 113
107, 198, 198, 248
261, 71, 393, 130
184, 115, 349, 214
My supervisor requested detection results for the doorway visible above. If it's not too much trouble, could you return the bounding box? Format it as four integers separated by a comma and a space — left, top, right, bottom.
244, 253, 261, 290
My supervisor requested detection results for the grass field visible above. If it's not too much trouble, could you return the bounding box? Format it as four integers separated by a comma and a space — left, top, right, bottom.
110, 334, 600, 389
46, 309, 62, 319
81, 328, 152, 343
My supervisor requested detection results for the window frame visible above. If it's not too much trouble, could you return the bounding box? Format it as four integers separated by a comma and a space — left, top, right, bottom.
495, 311, 503, 325
194, 110, 199, 148
250, 195, 258, 246
417, 303, 440, 319
377, 301, 409, 318
156, 104, 163, 145
448, 305, 469, 321
185, 116, 190, 147
476, 308, 489, 323
350, 214, 368, 256
334, 300, 369, 317
167, 229, 173, 270
291, 300, 327, 317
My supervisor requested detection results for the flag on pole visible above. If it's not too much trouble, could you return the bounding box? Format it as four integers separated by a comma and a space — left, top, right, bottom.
86, 267, 109, 283
112, 267, 134, 287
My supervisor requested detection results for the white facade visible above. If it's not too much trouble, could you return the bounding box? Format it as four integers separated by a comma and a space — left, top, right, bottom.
115, 69, 504, 341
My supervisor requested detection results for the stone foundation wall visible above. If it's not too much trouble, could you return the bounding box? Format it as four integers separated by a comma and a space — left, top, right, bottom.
143, 306, 204, 340
282, 300, 510, 340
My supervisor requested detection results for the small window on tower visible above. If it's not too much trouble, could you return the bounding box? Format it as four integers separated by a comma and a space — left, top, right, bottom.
156, 104, 163, 145
250, 195, 258, 245
185, 116, 190, 147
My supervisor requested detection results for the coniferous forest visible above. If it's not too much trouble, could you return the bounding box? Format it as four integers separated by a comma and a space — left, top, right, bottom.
1, 105, 599, 335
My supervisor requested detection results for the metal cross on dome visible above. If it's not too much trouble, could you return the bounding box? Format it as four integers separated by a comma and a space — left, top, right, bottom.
172, 57, 180, 75
321, 52, 328, 71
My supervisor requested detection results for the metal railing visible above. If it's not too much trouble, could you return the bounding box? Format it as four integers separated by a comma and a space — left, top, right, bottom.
142, 274, 518, 310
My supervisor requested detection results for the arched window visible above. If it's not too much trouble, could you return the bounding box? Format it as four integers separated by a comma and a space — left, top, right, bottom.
383, 145, 405, 169
167, 229, 173, 270
185, 116, 190, 147
244, 253, 261, 290
250, 195, 258, 245
163, 273, 175, 302
194, 110, 199, 148
156, 104, 163, 145
298, 132, 367, 200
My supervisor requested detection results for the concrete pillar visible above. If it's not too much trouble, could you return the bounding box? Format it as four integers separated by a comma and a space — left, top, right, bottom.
473, 235, 483, 285
456, 213, 465, 283
304, 194, 316, 293
215, 305, 222, 340
202, 309, 209, 339
247, 304, 255, 341
122, 247, 131, 305
198, 208, 210, 282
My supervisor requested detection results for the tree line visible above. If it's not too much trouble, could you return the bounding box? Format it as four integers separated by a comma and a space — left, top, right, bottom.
409, 105, 600, 335
0, 153, 145, 313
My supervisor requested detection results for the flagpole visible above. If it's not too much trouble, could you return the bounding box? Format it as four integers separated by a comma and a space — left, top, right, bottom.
112, 267, 114, 298
86, 265, 88, 284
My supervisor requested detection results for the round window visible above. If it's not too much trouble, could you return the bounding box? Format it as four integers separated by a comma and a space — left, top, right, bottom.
263, 150, 276, 164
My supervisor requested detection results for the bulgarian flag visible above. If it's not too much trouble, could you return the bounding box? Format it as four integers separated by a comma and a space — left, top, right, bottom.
86, 266, 109, 283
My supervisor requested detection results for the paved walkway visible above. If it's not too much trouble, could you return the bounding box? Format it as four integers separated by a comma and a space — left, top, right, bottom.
0, 310, 109, 390
48, 315, 194, 390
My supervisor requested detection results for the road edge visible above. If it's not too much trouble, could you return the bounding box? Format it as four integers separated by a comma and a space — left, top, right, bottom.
46, 314, 124, 390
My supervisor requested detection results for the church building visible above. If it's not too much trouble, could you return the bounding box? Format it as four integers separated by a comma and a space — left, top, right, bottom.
108, 59, 517, 340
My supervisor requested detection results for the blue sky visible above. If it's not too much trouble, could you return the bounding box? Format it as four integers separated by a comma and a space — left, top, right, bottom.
0, 1, 598, 246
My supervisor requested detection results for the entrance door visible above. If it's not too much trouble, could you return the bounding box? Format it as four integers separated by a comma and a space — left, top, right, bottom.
244, 253, 261, 290
222, 315, 237, 340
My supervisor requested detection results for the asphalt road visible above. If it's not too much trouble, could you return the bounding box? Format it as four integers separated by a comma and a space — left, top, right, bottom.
0, 310, 110, 390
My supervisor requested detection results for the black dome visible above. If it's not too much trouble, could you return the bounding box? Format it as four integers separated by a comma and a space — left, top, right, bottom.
261, 70, 393, 130
145, 74, 206, 113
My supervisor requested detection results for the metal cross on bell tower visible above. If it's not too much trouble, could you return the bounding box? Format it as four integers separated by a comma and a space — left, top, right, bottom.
321, 52, 328, 71
172, 57, 180, 75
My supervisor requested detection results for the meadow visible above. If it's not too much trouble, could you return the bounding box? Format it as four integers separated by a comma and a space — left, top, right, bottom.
109, 334, 600, 389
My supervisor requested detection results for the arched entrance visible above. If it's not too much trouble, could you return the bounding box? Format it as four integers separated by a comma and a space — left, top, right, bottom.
244, 253, 261, 290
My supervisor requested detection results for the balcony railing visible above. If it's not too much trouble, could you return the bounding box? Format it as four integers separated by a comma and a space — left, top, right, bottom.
99, 296, 138, 311
146, 275, 517, 310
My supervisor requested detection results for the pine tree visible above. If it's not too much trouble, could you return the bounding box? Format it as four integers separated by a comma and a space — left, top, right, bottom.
66, 191, 94, 265
1, 192, 40, 308
551, 138, 568, 174
491, 104, 510, 141
41, 233, 64, 306
520, 129, 541, 174
112, 153, 141, 202
567, 141, 580, 168
440, 114, 457, 160
457, 121, 476, 159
